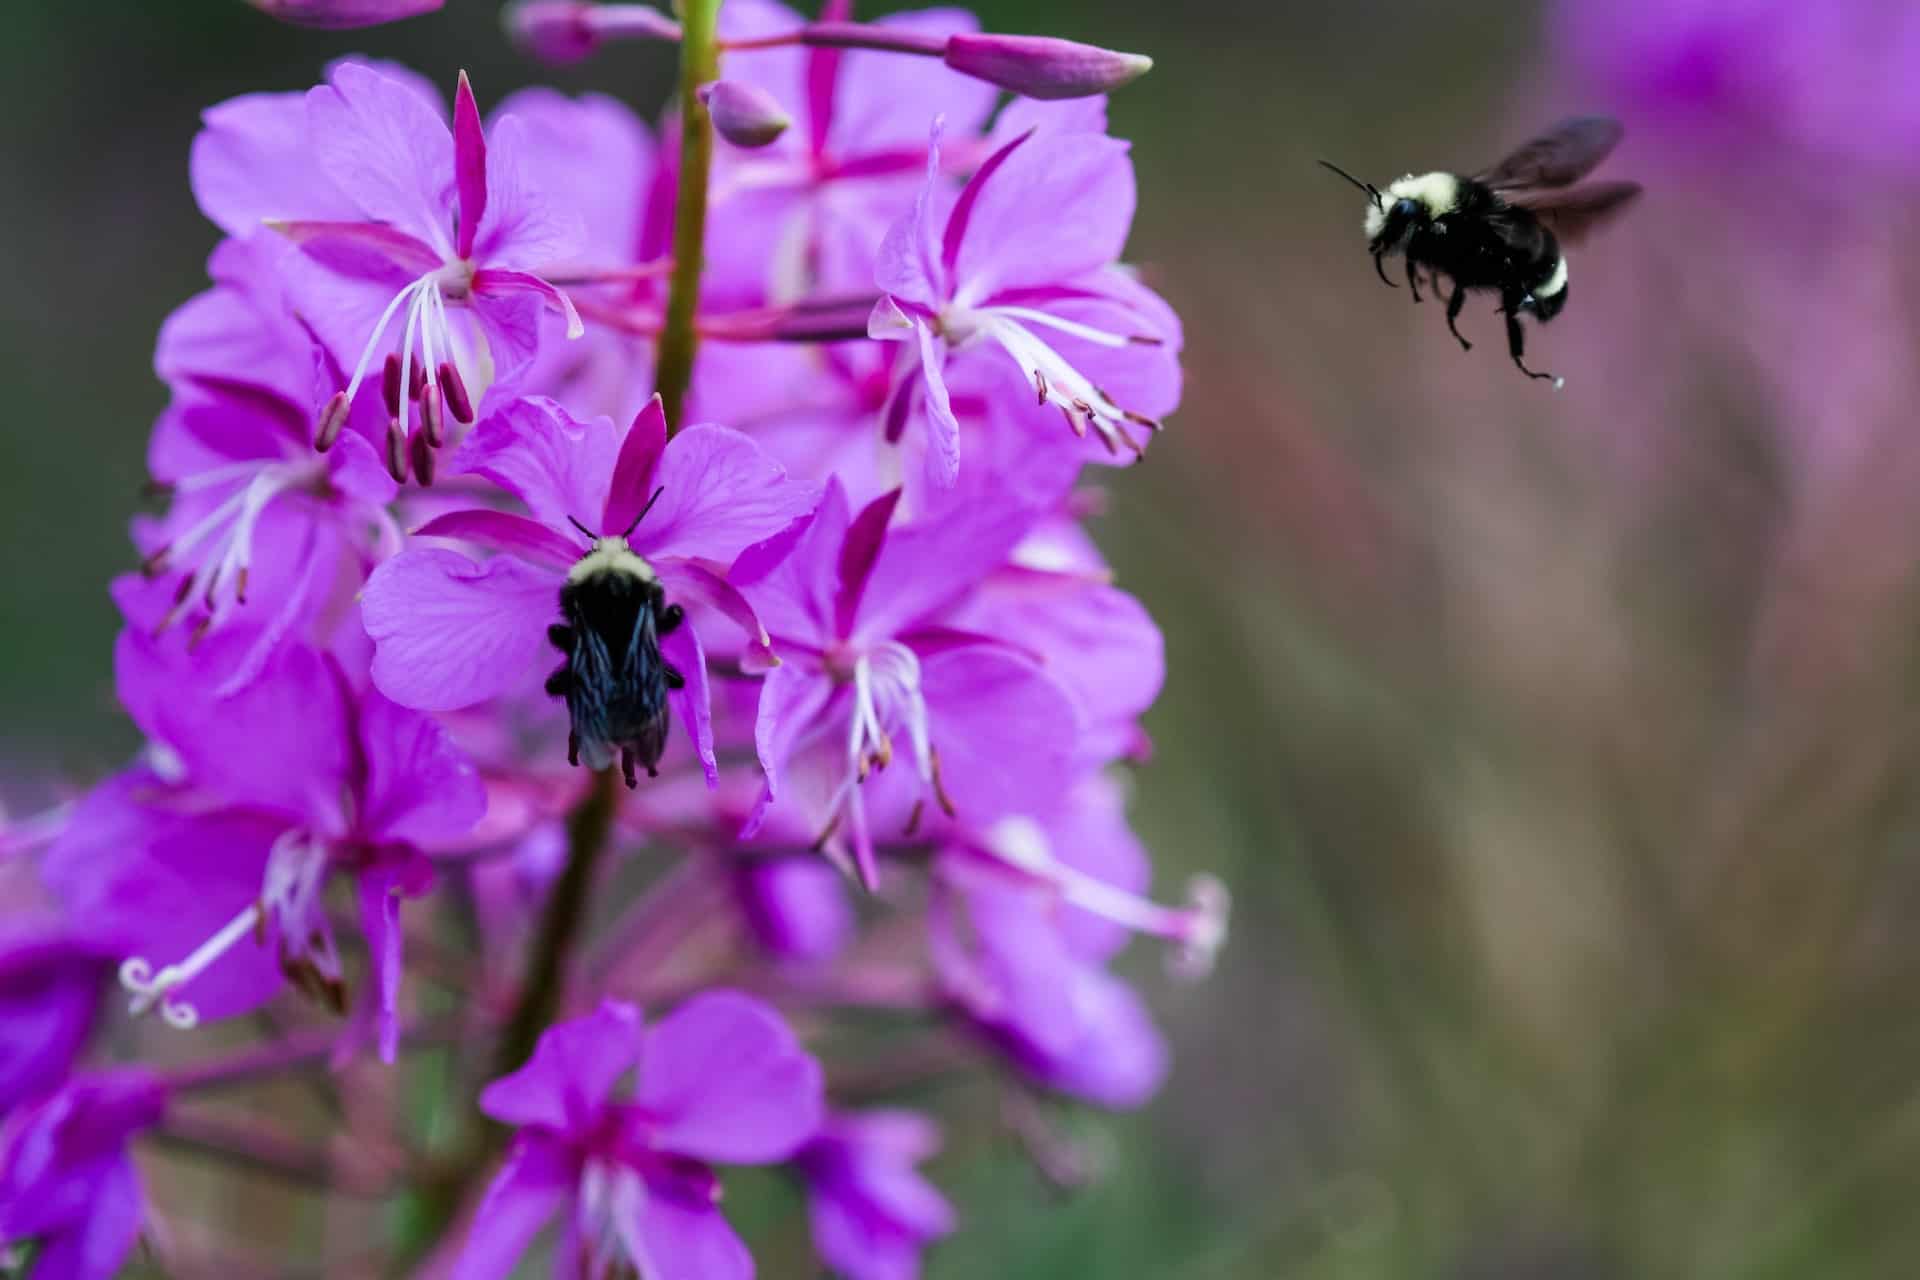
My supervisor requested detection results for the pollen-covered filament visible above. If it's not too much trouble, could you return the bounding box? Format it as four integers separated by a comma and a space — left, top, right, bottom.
337, 265, 483, 477
943, 304, 1161, 457
117, 829, 337, 1031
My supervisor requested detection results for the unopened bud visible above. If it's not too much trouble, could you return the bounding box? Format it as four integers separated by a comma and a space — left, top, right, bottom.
314, 390, 351, 451
698, 81, 792, 149
507, 2, 682, 65
246, 0, 442, 28
943, 32, 1152, 100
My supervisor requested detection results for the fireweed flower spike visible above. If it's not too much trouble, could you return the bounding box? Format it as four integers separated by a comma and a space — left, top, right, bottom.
362, 395, 811, 785
456, 995, 823, 1280
0, 1070, 168, 1280
191, 63, 588, 482
42, 632, 484, 1061
738, 479, 1080, 889
871, 119, 1182, 484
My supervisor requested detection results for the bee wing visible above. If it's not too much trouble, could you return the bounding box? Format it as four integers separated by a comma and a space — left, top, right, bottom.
1477, 117, 1624, 191
1509, 181, 1643, 246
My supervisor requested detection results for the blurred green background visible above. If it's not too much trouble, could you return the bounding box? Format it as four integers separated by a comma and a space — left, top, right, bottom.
14, 1, 1920, 1277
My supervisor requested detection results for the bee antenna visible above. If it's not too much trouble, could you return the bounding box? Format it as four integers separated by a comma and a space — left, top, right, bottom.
566, 515, 596, 542
1317, 159, 1384, 210
622, 486, 666, 538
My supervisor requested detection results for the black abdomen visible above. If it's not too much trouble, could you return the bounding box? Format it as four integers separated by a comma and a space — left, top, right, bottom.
558, 571, 670, 771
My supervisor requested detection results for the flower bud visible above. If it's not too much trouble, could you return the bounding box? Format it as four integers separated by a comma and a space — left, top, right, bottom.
698, 80, 792, 149
507, 2, 682, 65
245, 0, 442, 28
942, 32, 1153, 100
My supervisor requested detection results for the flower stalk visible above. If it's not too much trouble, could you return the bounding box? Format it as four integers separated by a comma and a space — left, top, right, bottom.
655, 0, 724, 434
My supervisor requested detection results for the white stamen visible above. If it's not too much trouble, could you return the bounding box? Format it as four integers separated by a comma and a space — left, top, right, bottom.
342, 277, 428, 408
983, 305, 1138, 349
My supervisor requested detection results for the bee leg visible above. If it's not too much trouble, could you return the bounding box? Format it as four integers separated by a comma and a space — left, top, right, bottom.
1502, 304, 1557, 383
657, 603, 684, 636
544, 664, 571, 696
661, 661, 686, 691
567, 731, 581, 768
1406, 257, 1423, 303
547, 624, 573, 652
620, 747, 639, 790
1445, 281, 1472, 351
1372, 251, 1398, 288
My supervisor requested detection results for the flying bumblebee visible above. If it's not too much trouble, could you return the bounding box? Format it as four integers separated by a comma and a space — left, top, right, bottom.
1321, 117, 1642, 388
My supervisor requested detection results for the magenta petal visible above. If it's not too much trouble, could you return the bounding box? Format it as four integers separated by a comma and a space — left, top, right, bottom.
471, 268, 584, 339
637, 424, 813, 566
629, 1193, 754, 1280
191, 91, 360, 238
481, 1000, 644, 1132
363, 548, 558, 712
357, 872, 405, 1063
636, 990, 824, 1164
735, 479, 849, 649
115, 628, 351, 828
747, 663, 837, 832
659, 616, 719, 788
853, 500, 1033, 644
656, 559, 771, 653
913, 324, 961, 486
449, 398, 618, 534
833, 488, 902, 638
452, 1134, 577, 1280
951, 132, 1135, 300
603, 394, 668, 534
307, 62, 456, 248
917, 648, 1079, 819
453, 71, 488, 260
413, 509, 581, 570
268, 219, 443, 278
353, 692, 487, 848
873, 119, 945, 305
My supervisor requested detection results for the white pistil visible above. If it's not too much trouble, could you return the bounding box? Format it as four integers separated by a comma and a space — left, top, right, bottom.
119, 902, 263, 1030
116, 829, 335, 1032
985, 816, 1231, 977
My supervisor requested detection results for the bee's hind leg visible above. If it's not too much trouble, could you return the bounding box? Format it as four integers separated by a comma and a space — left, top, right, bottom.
1406, 257, 1424, 302
1445, 280, 1472, 351
1502, 301, 1558, 385
1372, 251, 1398, 288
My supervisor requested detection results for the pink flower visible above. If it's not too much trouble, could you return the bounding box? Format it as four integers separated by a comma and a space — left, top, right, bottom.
362, 395, 811, 786
191, 63, 588, 479
121, 236, 398, 688
457, 995, 822, 1280
42, 630, 484, 1061
737, 479, 1080, 888
0, 1070, 167, 1280
869, 120, 1181, 485
797, 1110, 955, 1280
